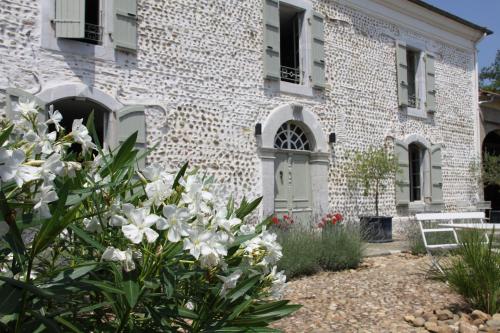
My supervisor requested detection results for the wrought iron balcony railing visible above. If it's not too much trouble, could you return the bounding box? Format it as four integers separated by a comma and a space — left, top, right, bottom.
408, 93, 420, 108
84, 23, 103, 43
280, 66, 302, 84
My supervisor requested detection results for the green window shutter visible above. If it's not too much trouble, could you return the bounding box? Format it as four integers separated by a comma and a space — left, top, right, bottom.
430, 144, 444, 206
114, 0, 138, 51
395, 140, 410, 206
6, 88, 46, 120
396, 42, 409, 108
263, 0, 280, 80
55, 0, 85, 39
117, 105, 146, 168
311, 12, 326, 89
425, 54, 436, 114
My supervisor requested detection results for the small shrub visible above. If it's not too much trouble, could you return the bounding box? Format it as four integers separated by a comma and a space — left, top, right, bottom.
439, 231, 500, 314
320, 223, 364, 271
276, 227, 321, 278
276, 212, 365, 278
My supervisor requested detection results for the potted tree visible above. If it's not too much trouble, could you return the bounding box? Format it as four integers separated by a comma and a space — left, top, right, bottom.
347, 146, 400, 242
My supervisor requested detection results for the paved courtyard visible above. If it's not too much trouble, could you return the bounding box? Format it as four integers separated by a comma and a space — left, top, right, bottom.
273, 254, 467, 333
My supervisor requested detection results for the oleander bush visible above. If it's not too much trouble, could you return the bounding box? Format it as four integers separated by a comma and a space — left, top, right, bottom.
0, 100, 299, 332
439, 231, 500, 314
274, 213, 364, 279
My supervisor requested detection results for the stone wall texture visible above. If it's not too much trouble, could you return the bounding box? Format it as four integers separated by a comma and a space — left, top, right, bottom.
0, 0, 480, 231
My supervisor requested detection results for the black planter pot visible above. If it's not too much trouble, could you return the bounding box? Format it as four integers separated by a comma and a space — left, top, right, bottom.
360, 216, 393, 243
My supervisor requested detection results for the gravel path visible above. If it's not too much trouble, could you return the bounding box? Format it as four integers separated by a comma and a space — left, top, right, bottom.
273, 253, 467, 333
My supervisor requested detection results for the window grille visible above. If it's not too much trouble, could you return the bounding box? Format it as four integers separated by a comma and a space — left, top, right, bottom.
274, 122, 311, 151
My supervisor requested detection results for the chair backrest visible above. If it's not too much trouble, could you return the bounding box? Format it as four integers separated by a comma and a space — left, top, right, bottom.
414, 212, 485, 250
415, 212, 485, 221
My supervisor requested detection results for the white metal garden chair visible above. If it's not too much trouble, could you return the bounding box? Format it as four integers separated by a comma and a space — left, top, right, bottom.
415, 212, 488, 273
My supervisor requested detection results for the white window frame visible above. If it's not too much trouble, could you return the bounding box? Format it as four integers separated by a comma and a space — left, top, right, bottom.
41, 0, 116, 61
404, 41, 428, 119
278, 0, 314, 97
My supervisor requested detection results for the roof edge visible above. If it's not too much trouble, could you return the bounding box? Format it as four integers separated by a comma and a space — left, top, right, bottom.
407, 0, 493, 36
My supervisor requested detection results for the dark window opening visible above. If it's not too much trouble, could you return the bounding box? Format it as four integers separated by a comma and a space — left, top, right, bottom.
409, 143, 423, 202
80, 0, 102, 45
50, 98, 107, 157
279, 4, 303, 84
406, 49, 420, 108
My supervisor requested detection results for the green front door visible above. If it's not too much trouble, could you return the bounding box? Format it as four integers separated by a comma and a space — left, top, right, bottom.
274, 151, 312, 225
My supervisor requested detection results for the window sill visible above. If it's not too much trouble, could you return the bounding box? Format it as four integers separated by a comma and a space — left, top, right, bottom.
406, 107, 428, 119
280, 81, 314, 97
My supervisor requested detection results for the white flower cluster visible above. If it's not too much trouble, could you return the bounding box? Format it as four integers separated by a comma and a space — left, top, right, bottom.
0, 101, 97, 221
97, 163, 286, 297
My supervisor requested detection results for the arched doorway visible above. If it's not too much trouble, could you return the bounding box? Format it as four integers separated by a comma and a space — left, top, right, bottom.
483, 130, 500, 215
259, 103, 330, 225
51, 98, 110, 149
273, 122, 312, 223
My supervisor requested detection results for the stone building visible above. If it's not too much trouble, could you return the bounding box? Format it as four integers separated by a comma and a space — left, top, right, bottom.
0, 0, 493, 231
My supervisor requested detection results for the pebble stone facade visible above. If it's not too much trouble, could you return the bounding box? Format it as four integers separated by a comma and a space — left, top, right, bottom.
0, 0, 487, 233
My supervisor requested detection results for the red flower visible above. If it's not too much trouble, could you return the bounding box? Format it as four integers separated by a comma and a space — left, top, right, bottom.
283, 215, 289, 220
272, 216, 279, 225
332, 219, 337, 225
334, 213, 343, 222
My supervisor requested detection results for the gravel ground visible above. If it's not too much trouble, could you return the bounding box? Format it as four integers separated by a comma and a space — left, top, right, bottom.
272, 253, 467, 333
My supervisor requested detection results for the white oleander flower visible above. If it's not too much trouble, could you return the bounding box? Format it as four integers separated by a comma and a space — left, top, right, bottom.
145, 178, 174, 206
238, 224, 255, 235
40, 153, 64, 184
109, 203, 134, 227
243, 229, 282, 269
63, 161, 82, 178
198, 232, 229, 268
34, 185, 58, 218
218, 270, 242, 296
101, 247, 136, 272
121, 207, 160, 244
71, 119, 96, 154
16, 100, 39, 117
268, 266, 287, 299
83, 217, 103, 233
24, 123, 57, 155
180, 174, 213, 215
46, 105, 63, 132
156, 205, 191, 242
0, 221, 9, 237
213, 209, 241, 232
0, 149, 39, 187
183, 229, 215, 260
142, 163, 170, 182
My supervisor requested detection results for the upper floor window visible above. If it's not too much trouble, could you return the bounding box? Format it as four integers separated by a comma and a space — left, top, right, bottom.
406, 49, 422, 109
42, 0, 138, 58
279, 4, 304, 84
263, 0, 326, 92
54, 0, 103, 45
396, 42, 436, 117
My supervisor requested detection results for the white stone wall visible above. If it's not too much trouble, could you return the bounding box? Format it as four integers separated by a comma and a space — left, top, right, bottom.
0, 0, 480, 229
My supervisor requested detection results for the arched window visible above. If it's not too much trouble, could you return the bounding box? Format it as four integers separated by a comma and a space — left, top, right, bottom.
274, 122, 311, 151
50, 98, 109, 155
